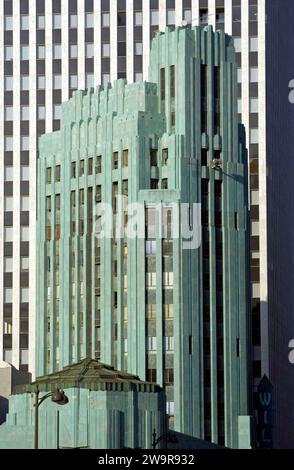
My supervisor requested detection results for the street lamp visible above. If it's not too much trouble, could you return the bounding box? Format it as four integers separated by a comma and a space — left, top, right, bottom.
34, 385, 69, 449
152, 428, 178, 450
210, 158, 222, 170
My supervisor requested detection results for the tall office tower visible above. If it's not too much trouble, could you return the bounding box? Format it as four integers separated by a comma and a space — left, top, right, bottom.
36, 26, 252, 448
1, 0, 294, 448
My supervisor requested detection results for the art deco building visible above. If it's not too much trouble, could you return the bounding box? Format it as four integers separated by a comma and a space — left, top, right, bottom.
36, 26, 252, 448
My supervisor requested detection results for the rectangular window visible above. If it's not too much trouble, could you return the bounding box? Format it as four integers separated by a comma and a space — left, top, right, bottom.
20, 46, 30, 60
85, 13, 94, 28
4, 196, 13, 211
162, 149, 168, 165
102, 12, 110, 27
4, 288, 13, 303
86, 74, 94, 89
96, 155, 102, 173
37, 15, 45, 29
164, 336, 174, 351
146, 369, 157, 383
88, 157, 93, 175
164, 303, 174, 319
250, 98, 258, 113
71, 162, 76, 178
146, 336, 157, 352
102, 43, 110, 57
37, 45, 45, 59
53, 44, 61, 59
150, 10, 159, 26
250, 129, 259, 144
113, 151, 119, 170
4, 76, 13, 91
234, 38, 242, 53
102, 74, 110, 87
166, 401, 175, 416
53, 74, 62, 89
38, 105, 45, 120
146, 304, 156, 320
55, 165, 61, 182
4, 166, 13, 181
21, 166, 29, 181
86, 43, 94, 58
134, 11, 142, 26
163, 271, 173, 287
5, 136, 13, 151
134, 42, 143, 55
250, 37, 258, 53
79, 160, 84, 176
70, 75, 78, 89
69, 44, 78, 58
21, 15, 29, 30
123, 150, 128, 168
4, 16, 13, 31
21, 227, 29, 242
163, 368, 174, 385
4, 106, 13, 121
20, 196, 29, 211
37, 75, 45, 89
4, 227, 13, 242
21, 75, 30, 91
183, 9, 192, 24
53, 105, 61, 120
4, 318, 13, 334
170, 65, 175, 99
69, 14, 78, 28
4, 46, 13, 61
21, 136, 29, 151
21, 288, 29, 303
46, 168, 52, 184
167, 10, 175, 25
53, 14, 61, 29
150, 149, 157, 166
162, 178, 168, 189
146, 240, 156, 256
250, 67, 258, 83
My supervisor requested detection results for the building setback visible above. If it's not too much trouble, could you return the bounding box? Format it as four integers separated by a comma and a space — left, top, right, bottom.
37, 26, 252, 448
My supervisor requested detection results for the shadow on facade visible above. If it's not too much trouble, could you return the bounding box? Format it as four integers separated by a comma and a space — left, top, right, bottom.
0, 396, 8, 425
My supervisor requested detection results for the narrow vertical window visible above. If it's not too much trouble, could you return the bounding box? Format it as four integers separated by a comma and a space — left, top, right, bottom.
160, 68, 165, 114
201, 65, 207, 133
170, 65, 175, 131
214, 67, 221, 134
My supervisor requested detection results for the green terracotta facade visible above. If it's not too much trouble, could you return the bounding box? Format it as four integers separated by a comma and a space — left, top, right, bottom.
36, 26, 252, 448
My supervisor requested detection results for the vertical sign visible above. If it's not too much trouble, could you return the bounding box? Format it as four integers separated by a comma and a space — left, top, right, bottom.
257, 375, 273, 449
